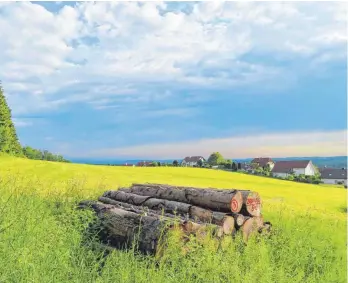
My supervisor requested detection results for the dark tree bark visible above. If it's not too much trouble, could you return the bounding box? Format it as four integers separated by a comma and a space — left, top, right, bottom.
103, 191, 192, 216
119, 183, 244, 213
78, 200, 169, 254
78, 200, 224, 254
98, 196, 188, 221
102, 192, 236, 234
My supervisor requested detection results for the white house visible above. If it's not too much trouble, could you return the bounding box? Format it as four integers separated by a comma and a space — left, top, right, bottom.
271, 160, 316, 178
181, 156, 205, 167
319, 168, 347, 185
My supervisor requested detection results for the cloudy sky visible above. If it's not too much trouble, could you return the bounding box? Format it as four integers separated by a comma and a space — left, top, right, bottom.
1, 1, 347, 159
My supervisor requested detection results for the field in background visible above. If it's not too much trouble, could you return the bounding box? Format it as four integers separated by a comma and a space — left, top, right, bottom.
0, 154, 346, 282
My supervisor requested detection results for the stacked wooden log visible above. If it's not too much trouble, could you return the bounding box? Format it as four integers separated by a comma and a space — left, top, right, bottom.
79, 183, 271, 255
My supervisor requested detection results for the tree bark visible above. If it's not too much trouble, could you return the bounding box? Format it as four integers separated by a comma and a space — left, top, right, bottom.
78, 200, 224, 254
102, 192, 236, 234
79, 200, 169, 254
120, 183, 243, 213
97, 196, 187, 221
103, 191, 192, 216
103, 190, 152, 206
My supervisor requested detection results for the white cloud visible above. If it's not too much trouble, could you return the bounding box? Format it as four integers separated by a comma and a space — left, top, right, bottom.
142, 107, 198, 118
0, 2, 346, 114
12, 118, 33, 127
85, 130, 348, 159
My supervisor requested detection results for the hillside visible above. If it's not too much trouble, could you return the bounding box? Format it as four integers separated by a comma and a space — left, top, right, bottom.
0, 154, 345, 215
0, 155, 346, 282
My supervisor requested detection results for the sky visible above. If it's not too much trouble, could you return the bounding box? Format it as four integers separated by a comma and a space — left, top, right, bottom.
1, 1, 347, 159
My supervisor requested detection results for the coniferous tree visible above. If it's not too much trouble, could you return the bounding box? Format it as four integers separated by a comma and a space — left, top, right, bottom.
0, 84, 22, 155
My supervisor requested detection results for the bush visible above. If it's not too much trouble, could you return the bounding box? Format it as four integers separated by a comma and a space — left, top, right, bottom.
286, 175, 294, 181
224, 162, 232, 169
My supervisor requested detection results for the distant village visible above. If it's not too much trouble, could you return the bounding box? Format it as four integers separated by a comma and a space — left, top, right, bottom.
118, 155, 347, 187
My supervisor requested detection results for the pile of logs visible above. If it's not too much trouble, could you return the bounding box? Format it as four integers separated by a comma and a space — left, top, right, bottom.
79, 183, 271, 255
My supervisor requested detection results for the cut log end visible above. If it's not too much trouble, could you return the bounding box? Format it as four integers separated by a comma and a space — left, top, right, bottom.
222, 216, 235, 235
234, 214, 245, 227
245, 192, 261, 217
230, 191, 243, 213
241, 216, 264, 242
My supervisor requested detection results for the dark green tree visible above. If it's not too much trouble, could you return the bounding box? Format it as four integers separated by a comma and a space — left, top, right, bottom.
224, 159, 232, 169
207, 152, 224, 166
237, 163, 242, 170
22, 145, 70, 162
173, 160, 178, 167
197, 159, 203, 167
22, 146, 42, 160
0, 84, 22, 155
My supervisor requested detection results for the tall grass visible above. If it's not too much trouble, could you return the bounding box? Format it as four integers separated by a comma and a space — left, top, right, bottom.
0, 172, 346, 283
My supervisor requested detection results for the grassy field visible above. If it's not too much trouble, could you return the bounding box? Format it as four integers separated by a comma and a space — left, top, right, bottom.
0, 154, 346, 282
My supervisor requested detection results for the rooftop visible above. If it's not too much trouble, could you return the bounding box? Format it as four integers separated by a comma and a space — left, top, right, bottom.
272, 160, 311, 173
319, 168, 347, 179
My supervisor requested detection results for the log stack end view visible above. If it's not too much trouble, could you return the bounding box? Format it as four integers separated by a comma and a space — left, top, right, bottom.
79, 183, 271, 254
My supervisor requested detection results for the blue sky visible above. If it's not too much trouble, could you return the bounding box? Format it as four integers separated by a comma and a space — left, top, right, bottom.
1, 1, 347, 159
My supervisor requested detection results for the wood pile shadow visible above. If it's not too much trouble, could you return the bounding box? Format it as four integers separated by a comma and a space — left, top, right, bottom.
78, 183, 272, 256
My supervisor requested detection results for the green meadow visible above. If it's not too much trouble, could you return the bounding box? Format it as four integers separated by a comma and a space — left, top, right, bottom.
0, 154, 346, 283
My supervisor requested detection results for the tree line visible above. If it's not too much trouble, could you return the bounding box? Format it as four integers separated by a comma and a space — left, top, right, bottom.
0, 84, 70, 162
22, 146, 70, 162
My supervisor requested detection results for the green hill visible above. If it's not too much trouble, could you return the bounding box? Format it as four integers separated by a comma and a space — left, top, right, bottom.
0, 155, 346, 282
